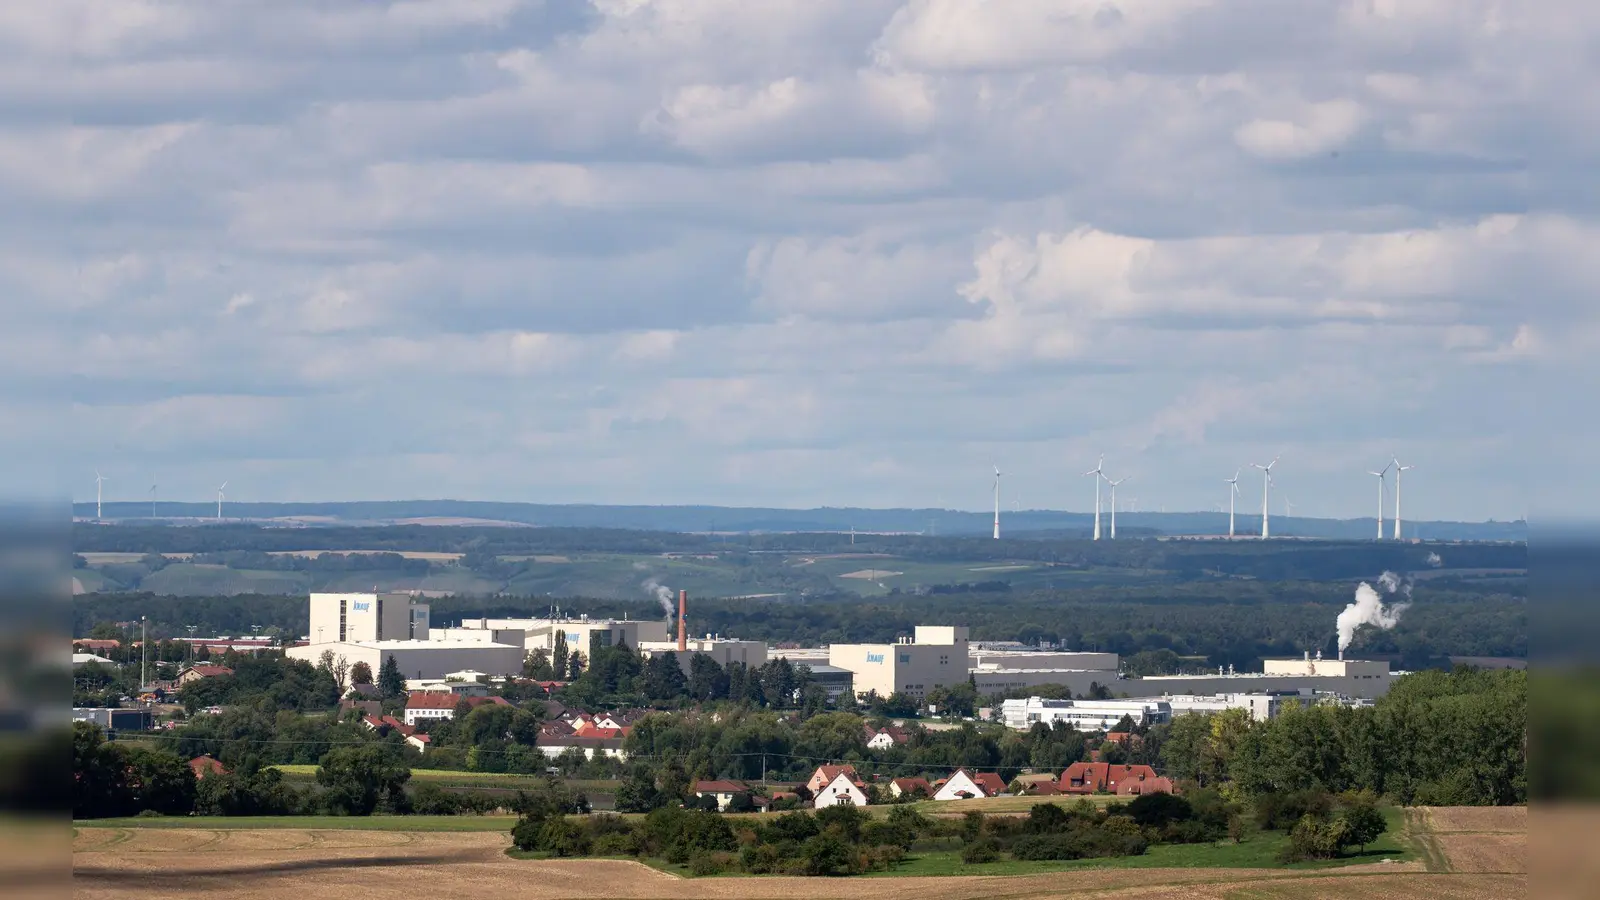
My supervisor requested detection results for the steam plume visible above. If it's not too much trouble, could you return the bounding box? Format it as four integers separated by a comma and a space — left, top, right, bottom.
642, 578, 674, 617
1337, 570, 1411, 653
1425, 552, 1442, 568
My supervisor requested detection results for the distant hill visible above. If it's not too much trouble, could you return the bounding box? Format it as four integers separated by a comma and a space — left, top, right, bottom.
73, 499, 1528, 543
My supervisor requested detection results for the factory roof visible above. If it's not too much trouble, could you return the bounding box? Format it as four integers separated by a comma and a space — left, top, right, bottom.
349, 639, 522, 650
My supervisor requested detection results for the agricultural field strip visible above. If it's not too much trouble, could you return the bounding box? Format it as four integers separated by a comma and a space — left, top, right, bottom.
68, 828, 1515, 900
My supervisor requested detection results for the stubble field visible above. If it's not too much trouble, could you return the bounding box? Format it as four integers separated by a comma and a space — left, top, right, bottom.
70, 807, 1525, 900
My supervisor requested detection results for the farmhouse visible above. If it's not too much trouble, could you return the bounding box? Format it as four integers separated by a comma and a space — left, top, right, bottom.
694, 780, 752, 812
806, 764, 859, 795
176, 665, 233, 686
933, 768, 1006, 801
814, 771, 868, 808
864, 724, 910, 750
1058, 762, 1175, 796
889, 777, 932, 800
402, 692, 510, 727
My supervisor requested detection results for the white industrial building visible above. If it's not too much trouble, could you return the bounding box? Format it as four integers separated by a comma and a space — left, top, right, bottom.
829, 626, 971, 701
1135, 654, 1394, 700
639, 635, 768, 673
448, 616, 669, 655
308, 592, 430, 645
288, 593, 525, 680
1001, 697, 1172, 731
287, 638, 526, 681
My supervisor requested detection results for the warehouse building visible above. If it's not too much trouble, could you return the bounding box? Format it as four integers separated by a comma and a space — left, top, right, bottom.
1001, 697, 1171, 731
308, 592, 430, 645
829, 626, 971, 700
451, 615, 670, 654
286, 638, 525, 681
639, 635, 768, 673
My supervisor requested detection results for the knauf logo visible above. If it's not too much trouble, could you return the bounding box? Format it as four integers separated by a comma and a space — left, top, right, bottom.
866, 653, 885, 664
352, 602, 371, 612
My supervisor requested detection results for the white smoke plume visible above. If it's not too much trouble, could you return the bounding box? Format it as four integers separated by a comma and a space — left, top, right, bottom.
642, 577, 674, 617
1425, 552, 1443, 568
1337, 571, 1412, 654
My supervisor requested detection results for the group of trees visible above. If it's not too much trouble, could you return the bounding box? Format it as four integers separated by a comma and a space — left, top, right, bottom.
1156, 668, 1526, 806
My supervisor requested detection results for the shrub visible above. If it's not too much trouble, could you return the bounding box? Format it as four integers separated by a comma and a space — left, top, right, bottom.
688, 851, 733, 876
1010, 834, 1085, 861
740, 842, 782, 874
1127, 791, 1193, 829
961, 837, 1000, 864
1162, 819, 1213, 844
1257, 789, 1333, 832
1279, 814, 1349, 862
802, 832, 859, 876
867, 843, 905, 871
1026, 802, 1072, 834
537, 817, 592, 857
814, 803, 869, 842
510, 813, 546, 851
757, 810, 820, 845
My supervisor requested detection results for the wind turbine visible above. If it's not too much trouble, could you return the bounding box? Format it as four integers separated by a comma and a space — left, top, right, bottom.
1250, 457, 1278, 538
1084, 455, 1105, 540
1106, 477, 1127, 539
94, 470, 107, 520
150, 482, 157, 519
1367, 462, 1391, 540
992, 467, 1002, 540
216, 482, 227, 521
1283, 495, 1296, 518
1392, 458, 1414, 540
1225, 470, 1241, 538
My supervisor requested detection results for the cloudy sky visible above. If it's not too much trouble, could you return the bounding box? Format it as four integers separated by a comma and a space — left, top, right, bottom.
26, 0, 1596, 520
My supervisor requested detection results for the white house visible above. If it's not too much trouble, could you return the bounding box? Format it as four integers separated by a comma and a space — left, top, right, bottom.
933, 769, 1006, 801
694, 780, 750, 812
864, 724, 910, 750
814, 771, 868, 808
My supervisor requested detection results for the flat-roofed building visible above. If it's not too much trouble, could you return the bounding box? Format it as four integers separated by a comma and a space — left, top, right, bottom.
454, 616, 668, 655
286, 639, 524, 680
1001, 697, 1171, 731
639, 636, 768, 673
829, 626, 970, 701
309, 592, 430, 645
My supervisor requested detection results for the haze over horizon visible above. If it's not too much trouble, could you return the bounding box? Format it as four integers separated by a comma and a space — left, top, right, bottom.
30, 2, 1593, 520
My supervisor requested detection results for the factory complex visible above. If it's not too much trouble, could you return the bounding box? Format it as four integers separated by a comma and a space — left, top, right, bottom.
285, 593, 1396, 714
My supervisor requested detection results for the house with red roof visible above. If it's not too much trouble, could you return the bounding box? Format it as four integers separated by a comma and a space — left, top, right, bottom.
888, 776, 932, 800
814, 771, 869, 808
806, 764, 860, 795
1058, 763, 1173, 795
177, 665, 234, 686
402, 692, 509, 727
188, 756, 227, 780
694, 780, 752, 811
864, 723, 911, 750
934, 768, 1006, 800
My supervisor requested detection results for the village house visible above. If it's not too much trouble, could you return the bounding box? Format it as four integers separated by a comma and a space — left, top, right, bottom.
933, 768, 1007, 801
863, 724, 910, 750
1010, 772, 1063, 795
693, 780, 752, 811
888, 776, 933, 800
1058, 762, 1175, 796
401, 692, 510, 727
806, 764, 860, 795
188, 756, 226, 780
176, 665, 234, 686
814, 770, 869, 808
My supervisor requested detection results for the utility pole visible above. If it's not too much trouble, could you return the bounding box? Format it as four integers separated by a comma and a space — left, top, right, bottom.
140, 616, 148, 692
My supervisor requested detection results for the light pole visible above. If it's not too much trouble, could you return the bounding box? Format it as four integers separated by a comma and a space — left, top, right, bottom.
140, 616, 148, 692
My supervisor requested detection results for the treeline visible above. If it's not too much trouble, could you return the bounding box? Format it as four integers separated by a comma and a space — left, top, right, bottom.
74, 523, 1525, 580
1157, 668, 1526, 806
76, 576, 1525, 669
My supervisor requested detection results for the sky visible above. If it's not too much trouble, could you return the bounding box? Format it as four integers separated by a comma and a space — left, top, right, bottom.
21, 0, 1597, 521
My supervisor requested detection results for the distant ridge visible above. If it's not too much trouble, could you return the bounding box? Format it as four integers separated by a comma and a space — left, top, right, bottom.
73, 499, 1528, 543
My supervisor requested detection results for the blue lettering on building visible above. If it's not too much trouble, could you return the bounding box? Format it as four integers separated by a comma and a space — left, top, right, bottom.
352, 602, 371, 612
865, 653, 885, 664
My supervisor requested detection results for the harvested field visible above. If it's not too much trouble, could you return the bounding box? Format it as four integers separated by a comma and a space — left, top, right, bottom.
72, 809, 1527, 900
1417, 806, 1526, 834
1434, 833, 1525, 874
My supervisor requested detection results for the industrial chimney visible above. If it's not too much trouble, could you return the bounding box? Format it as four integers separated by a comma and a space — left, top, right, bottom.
677, 589, 687, 652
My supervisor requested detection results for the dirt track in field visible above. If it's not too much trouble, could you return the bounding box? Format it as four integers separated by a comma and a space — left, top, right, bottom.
71, 807, 1527, 900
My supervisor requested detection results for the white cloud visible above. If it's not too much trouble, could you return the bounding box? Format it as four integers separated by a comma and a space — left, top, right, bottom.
10, 0, 1594, 519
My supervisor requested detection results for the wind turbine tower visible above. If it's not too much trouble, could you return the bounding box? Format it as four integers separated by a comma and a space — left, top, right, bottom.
216, 482, 227, 521
1393, 459, 1414, 540
1084, 456, 1105, 540
150, 482, 157, 519
1107, 477, 1127, 539
992, 467, 1002, 540
1250, 457, 1278, 539
1226, 470, 1241, 538
94, 470, 106, 520
1367, 462, 1392, 540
